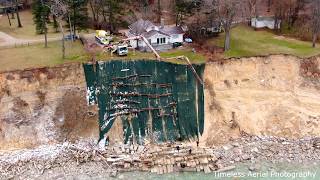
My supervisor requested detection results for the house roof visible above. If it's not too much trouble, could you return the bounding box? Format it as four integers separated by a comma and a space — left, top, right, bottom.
254, 16, 275, 22
128, 19, 155, 35
161, 26, 184, 35
143, 30, 170, 38
128, 19, 185, 37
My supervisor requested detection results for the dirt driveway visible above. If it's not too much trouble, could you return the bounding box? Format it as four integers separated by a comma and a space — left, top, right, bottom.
0, 31, 60, 47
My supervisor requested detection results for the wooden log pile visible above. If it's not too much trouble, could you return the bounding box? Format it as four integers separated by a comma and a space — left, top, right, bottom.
0, 142, 220, 178
107, 143, 219, 174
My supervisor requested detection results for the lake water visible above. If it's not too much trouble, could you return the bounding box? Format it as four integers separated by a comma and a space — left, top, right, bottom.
119, 162, 319, 180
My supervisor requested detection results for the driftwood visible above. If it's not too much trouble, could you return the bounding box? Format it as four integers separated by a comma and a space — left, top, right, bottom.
105, 104, 177, 119
110, 92, 173, 98
112, 74, 152, 81
114, 99, 141, 104
157, 113, 177, 118
111, 83, 172, 88
0, 143, 219, 178
112, 74, 139, 81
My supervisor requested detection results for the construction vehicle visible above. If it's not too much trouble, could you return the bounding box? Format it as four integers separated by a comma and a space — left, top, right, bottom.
108, 43, 128, 56
95, 30, 128, 56
121, 35, 161, 59
95, 30, 113, 45
92, 34, 203, 85
116, 44, 128, 56
104, 35, 155, 57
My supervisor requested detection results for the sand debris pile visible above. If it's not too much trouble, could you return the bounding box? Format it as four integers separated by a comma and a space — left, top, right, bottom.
1, 135, 320, 178
0, 141, 217, 178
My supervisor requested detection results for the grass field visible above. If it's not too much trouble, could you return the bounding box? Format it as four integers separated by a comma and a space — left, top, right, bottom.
0, 41, 87, 72
209, 25, 320, 58
161, 49, 206, 64
0, 10, 95, 39
0, 40, 206, 72
2, 24, 319, 72
95, 48, 206, 64
0, 10, 61, 39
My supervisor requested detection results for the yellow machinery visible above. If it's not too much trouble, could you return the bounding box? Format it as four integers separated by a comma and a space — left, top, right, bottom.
95, 30, 112, 45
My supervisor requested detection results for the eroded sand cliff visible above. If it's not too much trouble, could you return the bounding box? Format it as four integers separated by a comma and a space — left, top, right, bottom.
0, 55, 319, 150
201, 55, 320, 146
0, 64, 98, 150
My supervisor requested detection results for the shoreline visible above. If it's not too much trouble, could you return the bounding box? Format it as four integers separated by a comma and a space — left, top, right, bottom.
1, 134, 320, 179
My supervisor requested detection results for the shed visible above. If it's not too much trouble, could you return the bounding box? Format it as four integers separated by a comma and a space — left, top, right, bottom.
251, 17, 281, 30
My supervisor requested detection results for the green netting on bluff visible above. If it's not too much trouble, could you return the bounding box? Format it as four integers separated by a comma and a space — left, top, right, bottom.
83, 60, 205, 144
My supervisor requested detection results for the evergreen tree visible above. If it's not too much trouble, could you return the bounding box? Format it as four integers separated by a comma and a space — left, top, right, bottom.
102, 0, 126, 32
32, 0, 50, 34
65, 0, 89, 35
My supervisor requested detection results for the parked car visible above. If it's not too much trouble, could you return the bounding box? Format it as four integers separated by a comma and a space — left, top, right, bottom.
64, 34, 79, 41
184, 38, 193, 43
173, 42, 183, 48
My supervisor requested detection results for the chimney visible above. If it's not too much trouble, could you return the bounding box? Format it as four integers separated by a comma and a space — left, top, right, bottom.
160, 18, 165, 28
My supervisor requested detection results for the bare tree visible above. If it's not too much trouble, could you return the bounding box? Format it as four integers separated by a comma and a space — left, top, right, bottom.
272, 0, 289, 32
267, 0, 271, 12
157, 0, 162, 23
213, 0, 246, 51
11, 0, 15, 19
311, 0, 320, 48
247, 0, 259, 25
48, 0, 68, 58
89, 0, 102, 28
14, 0, 22, 27
286, 0, 306, 29
5, 9, 12, 26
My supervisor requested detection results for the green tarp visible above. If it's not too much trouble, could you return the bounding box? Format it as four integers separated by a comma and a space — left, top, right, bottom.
83, 60, 205, 144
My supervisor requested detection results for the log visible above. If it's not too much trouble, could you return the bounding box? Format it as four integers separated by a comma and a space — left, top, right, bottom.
215, 165, 236, 172
204, 165, 211, 174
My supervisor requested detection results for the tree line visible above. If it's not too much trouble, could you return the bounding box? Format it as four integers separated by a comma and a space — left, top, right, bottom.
13, 0, 320, 52
177, 0, 320, 50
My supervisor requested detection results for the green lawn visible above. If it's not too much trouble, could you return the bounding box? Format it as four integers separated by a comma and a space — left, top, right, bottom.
0, 40, 87, 72
209, 25, 320, 58
94, 47, 206, 64
0, 41, 205, 72
0, 10, 61, 39
161, 49, 206, 64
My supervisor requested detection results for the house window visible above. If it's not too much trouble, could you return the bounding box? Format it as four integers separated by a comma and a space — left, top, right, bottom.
157, 37, 166, 44
161, 38, 166, 44
148, 39, 152, 44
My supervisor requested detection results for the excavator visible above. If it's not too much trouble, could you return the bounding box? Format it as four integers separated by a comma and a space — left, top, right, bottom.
102, 35, 160, 58
95, 30, 112, 45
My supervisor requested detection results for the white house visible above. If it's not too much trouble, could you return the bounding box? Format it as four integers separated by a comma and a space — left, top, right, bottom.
251, 17, 281, 30
127, 19, 184, 52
